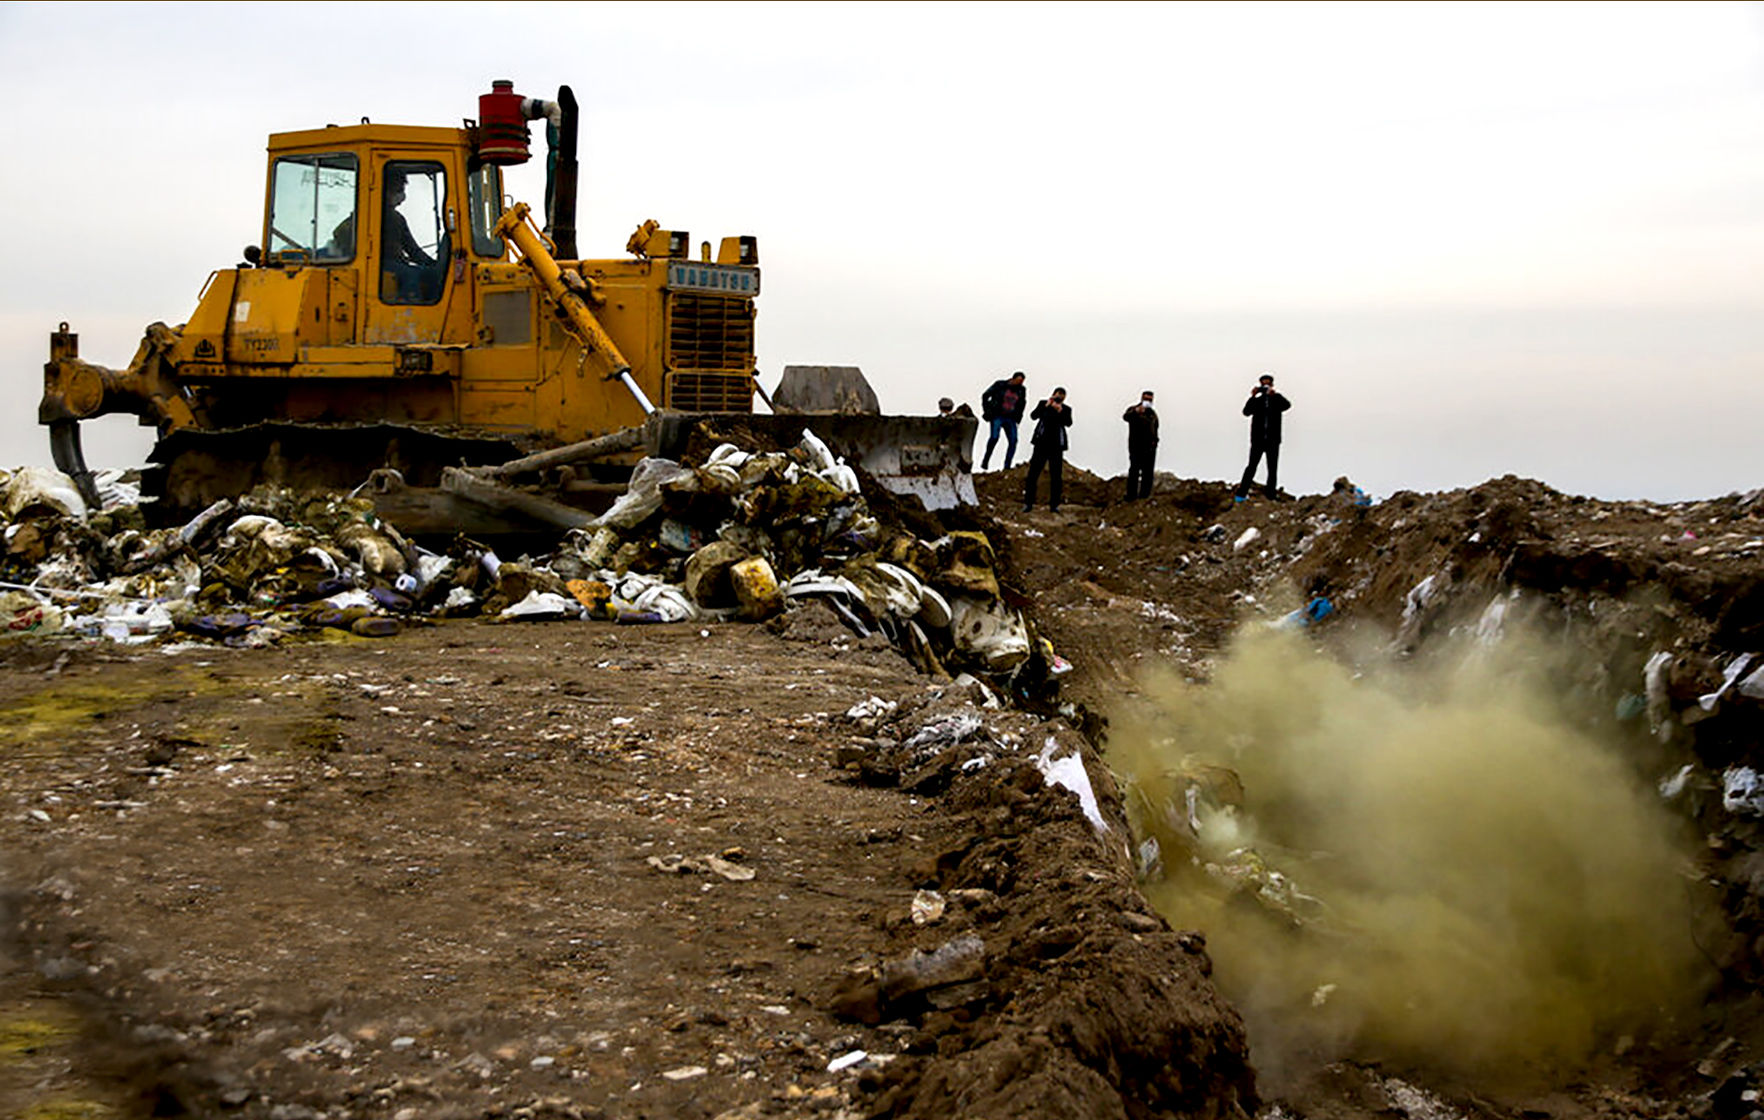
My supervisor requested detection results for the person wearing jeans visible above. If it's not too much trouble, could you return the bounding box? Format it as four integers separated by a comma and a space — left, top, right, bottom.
980, 371, 1027, 470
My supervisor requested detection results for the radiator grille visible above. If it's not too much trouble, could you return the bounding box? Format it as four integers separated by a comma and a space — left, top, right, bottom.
666, 293, 754, 372
667, 370, 754, 412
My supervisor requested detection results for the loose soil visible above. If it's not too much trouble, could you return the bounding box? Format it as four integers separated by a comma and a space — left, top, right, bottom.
4, 465, 1763, 1120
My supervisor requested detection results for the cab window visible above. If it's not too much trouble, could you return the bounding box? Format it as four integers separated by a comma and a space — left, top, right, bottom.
467, 162, 505, 259
381, 161, 448, 305
267, 154, 358, 265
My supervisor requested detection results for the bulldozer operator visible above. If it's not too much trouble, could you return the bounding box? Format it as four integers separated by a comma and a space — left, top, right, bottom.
325, 170, 439, 301
380, 171, 439, 302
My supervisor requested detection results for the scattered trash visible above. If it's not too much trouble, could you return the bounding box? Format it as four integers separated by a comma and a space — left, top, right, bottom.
949, 596, 1030, 671
498, 591, 583, 622
645, 853, 756, 882
904, 712, 984, 752
1742, 662, 1764, 702
1232, 527, 1261, 552
1644, 651, 1675, 738
910, 889, 947, 925
1275, 596, 1334, 630
846, 696, 898, 721
1402, 573, 1439, 622
0, 427, 1070, 705
1034, 735, 1108, 833
3, 467, 88, 521
1724, 767, 1764, 816
1331, 476, 1372, 510
1700, 654, 1758, 712
1659, 764, 1694, 800
827, 1049, 869, 1073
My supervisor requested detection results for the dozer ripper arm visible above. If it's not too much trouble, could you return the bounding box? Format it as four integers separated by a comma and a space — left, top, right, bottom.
493, 203, 656, 415
41, 321, 200, 504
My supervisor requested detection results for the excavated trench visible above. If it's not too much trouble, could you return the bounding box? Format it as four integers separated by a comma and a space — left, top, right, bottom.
982, 468, 1764, 1119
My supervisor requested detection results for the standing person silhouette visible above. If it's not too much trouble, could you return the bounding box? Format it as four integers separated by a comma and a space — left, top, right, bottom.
1022, 387, 1072, 512
980, 371, 1028, 470
1234, 372, 1291, 500
1122, 390, 1159, 501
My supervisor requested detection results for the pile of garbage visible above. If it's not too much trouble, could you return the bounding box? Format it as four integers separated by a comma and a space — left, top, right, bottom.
0, 433, 1065, 695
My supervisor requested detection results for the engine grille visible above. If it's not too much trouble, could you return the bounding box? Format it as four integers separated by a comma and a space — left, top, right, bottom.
667, 370, 754, 413
666, 293, 754, 372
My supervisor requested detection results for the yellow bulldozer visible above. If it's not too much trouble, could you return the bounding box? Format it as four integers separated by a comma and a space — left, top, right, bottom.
40, 81, 974, 531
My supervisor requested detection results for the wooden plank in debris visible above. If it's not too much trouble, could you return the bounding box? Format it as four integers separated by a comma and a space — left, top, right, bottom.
440, 467, 598, 530
482, 426, 645, 479
368, 488, 546, 537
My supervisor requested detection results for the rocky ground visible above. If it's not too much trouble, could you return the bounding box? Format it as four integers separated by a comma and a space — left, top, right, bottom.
3, 461, 1764, 1120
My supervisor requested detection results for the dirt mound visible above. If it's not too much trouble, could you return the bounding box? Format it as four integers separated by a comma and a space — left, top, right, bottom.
824, 699, 1255, 1120
975, 466, 1764, 1118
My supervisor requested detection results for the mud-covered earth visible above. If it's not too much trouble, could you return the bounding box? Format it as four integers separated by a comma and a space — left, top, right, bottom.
0, 605, 1245, 1120
4, 464, 1764, 1120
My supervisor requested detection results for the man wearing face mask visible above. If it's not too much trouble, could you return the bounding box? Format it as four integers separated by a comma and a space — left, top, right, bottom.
1122, 390, 1159, 501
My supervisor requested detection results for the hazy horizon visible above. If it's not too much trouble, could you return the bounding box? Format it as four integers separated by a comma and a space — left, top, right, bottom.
4, 1, 1761, 504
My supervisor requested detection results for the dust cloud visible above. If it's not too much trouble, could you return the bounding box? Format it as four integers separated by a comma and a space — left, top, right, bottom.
1117, 627, 1715, 1082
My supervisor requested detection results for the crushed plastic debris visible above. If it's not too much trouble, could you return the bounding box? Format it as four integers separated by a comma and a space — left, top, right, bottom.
1402, 573, 1439, 622
1743, 661, 1764, 702
910, 889, 947, 925
4, 467, 88, 521
1275, 596, 1334, 630
1659, 763, 1694, 800
904, 712, 984, 752
0, 428, 1069, 699
498, 591, 582, 622
846, 696, 898, 721
826, 1049, 869, 1073
1701, 654, 1758, 713
646, 853, 757, 881
1725, 767, 1764, 816
1034, 735, 1108, 833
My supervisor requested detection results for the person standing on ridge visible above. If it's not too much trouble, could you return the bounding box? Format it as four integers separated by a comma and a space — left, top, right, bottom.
1234, 371, 1291, 500
1122, 390, 1159, 501
980, 371, 1028, 470
1023, 387, 1072, 512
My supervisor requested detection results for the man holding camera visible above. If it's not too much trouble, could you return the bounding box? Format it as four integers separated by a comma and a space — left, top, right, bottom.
1023, 387, 1073, 512
1234, 372, 1291, 501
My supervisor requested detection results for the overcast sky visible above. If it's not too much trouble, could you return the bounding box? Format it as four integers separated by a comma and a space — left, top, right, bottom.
3, 1, 1762, 501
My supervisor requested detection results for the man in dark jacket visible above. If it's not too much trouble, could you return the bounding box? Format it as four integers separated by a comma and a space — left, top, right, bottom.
1023, 387, 1072, 512
1122, 390, 1159, 501
980, 371, 1028, 470
1234, 371, 1291, 500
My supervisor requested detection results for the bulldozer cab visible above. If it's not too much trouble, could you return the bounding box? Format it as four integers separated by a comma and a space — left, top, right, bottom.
255, 125, 506, 347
